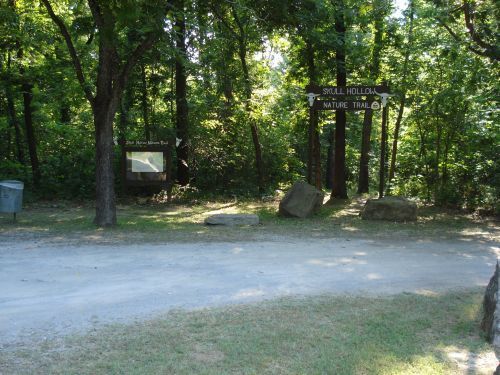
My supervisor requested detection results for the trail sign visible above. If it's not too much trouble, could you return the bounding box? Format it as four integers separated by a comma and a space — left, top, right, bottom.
313, 100, 381, 111
306, 84, 389, 97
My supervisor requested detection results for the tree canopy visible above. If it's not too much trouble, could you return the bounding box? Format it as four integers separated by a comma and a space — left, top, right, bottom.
1, 0, 498, 225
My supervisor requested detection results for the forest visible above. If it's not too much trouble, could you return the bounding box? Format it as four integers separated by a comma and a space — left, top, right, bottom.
0, 0, 498, 226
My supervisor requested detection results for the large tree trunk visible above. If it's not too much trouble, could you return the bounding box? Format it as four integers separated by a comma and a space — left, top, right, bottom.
93, 38, 118, 226
174, 0, 190, 186
93, 103, 117, 226
331, 1, 347, 199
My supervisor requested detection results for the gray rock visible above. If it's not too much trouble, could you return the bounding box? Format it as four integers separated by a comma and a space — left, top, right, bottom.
204, 214, 259, 226
361, 196, 417, 221
279, 181, 324, 218
481, 262, 499, 344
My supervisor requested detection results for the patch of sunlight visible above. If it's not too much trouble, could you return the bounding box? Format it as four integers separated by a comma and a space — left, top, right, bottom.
365, 273, 383, 280
394, 353, 449, 374
206, 207, 241, 215
460, 229, 490, 236
415, 289, 440, 297
232, 288, 265, 299
341, 226, 361, 232
231, 247, 244, 254
83, 234, 106, 240
488, 246, 500, 253
307, 257, 366, 267
441, 345, 497, 375
461, 301, 481, 320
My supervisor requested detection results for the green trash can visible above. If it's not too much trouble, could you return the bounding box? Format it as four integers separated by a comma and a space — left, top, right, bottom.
0, 180, 24, 219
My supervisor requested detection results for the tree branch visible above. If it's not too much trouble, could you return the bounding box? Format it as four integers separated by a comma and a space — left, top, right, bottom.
113, 33, 157, 98
462, 1, 491, 51
87, 0, 120, 67
40, 0, 94, 105
436, 18, 499, 61
210, 4, 240, 40
87, 0, 106, 32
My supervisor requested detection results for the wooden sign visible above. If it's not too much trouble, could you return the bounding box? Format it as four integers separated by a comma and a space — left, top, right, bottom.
121, 141, 172, 187
313, 100, 381, 111
306, 84, 389, 96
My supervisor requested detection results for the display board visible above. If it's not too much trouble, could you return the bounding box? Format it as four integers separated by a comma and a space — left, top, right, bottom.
122, 141, 172, 187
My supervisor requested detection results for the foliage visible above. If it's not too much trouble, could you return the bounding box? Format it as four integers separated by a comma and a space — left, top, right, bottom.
0, 0, 498, 212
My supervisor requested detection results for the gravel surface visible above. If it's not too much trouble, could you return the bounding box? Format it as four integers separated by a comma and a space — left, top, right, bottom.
1, 237, 498, 346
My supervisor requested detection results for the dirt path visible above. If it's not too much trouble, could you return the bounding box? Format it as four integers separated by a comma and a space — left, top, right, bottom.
0, 237, 498, 347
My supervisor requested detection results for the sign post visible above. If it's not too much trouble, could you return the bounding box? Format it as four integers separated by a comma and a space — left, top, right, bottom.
305, 84, 392, 196
379, 103, 388, 199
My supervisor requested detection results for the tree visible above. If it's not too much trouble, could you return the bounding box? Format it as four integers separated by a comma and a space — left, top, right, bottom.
211, 0, 265, 193
330, 0, 347, 199
41, 0, 168, 226
388, 0, 415, 187
173, 0, 190, 186
357, 0, 388, 194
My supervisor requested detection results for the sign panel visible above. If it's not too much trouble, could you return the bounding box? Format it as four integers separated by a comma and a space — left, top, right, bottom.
127, 151, 164, 173
313, 100, 381, 111
306, 84, 389, 96
122, 141, 172, 187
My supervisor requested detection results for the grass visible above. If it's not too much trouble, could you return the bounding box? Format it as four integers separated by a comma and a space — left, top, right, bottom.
0, 197, 498, 244
1, 289, 494, 374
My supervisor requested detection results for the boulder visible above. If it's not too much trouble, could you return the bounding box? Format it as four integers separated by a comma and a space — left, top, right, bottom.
205, 214, 259, 226
279, 181, 324, 218
482, 262, 500, 343
361, 196, 417, 221
481, 262, 500, 374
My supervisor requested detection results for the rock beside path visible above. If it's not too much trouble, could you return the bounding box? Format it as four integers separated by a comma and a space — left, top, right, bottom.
361, 196, 417, 221
279, 181, 324, 218
481, 262, 500, 374
204, 214, 259, 226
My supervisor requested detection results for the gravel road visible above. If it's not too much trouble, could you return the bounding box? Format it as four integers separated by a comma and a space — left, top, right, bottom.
0, 237, 498, 346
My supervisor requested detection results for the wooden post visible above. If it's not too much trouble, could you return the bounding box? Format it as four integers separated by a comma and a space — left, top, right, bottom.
307, 106, 314, 185
379, 97, 388, 198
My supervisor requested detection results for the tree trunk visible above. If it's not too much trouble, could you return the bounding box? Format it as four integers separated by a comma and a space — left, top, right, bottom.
93, 103, 117, 226
174, 0, 190, 186
357, 106, 373, 194
357, 0, 385, 194
140, 63, 151, 141
326, 126, 335, 189
388, 0, 414, 185
305, 39, 321, 189
238, 43, 264, 193
22, 81, 41, 189
331, 1, 347, 199
313, 124, 322, 189
388, 95, 406, 183
378, 103, 388, 198
6, 52, 24, 164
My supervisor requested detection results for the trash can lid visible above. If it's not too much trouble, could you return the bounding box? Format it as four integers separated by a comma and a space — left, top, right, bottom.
0, 181, 24, 189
